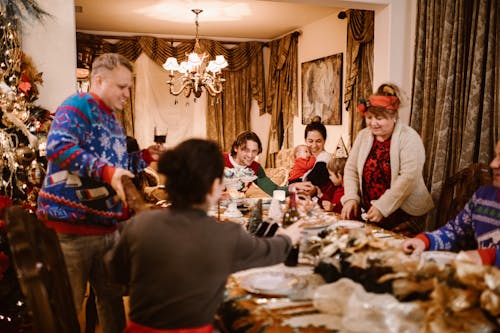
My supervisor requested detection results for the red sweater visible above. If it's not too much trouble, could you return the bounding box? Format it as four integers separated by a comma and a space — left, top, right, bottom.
320, 182, 344, 214
289, 156, 316, 182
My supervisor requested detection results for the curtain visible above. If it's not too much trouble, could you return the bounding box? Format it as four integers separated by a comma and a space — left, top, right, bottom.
206, 41, 266, 151
343, 10, 374, 145
265, 32, 299, 167
410, 0, 498, 230
76, 33, 266, 151
133, 54, 206, 150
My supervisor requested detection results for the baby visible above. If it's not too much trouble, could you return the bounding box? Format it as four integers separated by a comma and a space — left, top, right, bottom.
319, 157, 347, 213
288, 144, 316, 184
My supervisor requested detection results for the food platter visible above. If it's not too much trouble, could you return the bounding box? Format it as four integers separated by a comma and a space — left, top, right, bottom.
420, 251, 457, 265
331, 220, 365, 229
238, 271, 307, 297
301, 216, 336, 230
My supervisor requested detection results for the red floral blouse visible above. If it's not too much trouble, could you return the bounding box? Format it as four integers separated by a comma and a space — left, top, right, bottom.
362, 139, 391, 209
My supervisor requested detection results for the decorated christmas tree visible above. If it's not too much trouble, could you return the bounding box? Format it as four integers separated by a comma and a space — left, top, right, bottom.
0, 1, 50, 331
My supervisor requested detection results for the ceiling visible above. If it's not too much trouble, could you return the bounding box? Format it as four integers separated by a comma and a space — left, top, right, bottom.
74, 0, 382, 40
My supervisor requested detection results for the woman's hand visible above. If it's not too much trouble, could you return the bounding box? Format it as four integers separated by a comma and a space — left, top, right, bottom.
366, 206, 383, 222
401, 238, 426, 254
341, 200, 358, 219
276, 221, 304, 245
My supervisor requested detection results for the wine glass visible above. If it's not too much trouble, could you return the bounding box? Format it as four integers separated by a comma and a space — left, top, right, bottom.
153, 126, 168, 145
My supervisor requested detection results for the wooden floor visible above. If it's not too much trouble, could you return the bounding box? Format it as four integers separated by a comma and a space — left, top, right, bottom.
79, 294, 129, 333
79, 296, 221, 333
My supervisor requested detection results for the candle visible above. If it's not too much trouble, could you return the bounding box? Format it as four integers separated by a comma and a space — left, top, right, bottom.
273, 190, 286, 202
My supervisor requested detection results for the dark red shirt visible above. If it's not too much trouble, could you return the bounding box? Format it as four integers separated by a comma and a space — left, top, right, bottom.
362, 139, 391, 209
320, 182, 344, 214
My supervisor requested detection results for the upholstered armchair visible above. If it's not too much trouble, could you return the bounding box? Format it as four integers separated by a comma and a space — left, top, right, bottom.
245, 148, 295, 197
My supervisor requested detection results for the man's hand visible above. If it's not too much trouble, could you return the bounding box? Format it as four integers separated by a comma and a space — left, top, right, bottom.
290, 181, 315, 196
401, 238, 426, 254
146, 144, 165, 161
111, 168, 135, 204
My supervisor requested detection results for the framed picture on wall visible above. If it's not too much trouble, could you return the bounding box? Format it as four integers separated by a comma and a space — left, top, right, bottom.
301, 53, 343, 125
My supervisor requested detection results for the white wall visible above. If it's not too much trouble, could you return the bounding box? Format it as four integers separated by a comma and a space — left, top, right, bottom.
292, 0, 417, 152
373, 0, 416, 125
295, 11, 348, 154
21, 0, 76, 113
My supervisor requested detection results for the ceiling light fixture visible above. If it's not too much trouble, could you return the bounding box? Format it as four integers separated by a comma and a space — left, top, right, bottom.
162, 9, 228, 98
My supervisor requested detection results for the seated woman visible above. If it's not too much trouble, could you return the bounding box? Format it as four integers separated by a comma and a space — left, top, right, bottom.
224, 131, 314, 196
341, 83, 434, 236
402, 139, 500, 267
302, 119, 334, 193
105, 138, 304, 333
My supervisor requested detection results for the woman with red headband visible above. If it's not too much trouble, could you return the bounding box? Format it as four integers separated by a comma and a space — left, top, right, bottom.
340, 83, 433, 236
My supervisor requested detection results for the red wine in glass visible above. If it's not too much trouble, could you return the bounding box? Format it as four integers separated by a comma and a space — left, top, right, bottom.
154, 134, 166, 144
154, 127, 167, 144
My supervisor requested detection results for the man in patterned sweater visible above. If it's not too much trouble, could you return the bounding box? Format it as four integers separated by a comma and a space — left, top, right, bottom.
36, 53, 157, 333
402, 139, 500, 268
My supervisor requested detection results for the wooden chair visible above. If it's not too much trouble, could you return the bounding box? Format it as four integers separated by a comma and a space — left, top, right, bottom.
5, 206, 80, 333
435, 163, 491, 249
436, 163, 492, 227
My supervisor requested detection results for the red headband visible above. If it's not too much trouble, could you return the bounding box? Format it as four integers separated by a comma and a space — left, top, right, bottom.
357, 95, 400, 115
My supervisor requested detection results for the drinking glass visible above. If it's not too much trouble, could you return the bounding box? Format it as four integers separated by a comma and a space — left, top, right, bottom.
153, 126, 168, 145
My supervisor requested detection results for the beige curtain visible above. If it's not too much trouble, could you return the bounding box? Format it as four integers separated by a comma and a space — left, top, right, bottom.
206, 41, 266, 151
265, 32, 299, 167
76, 33, 266, 151
410, 0, 498, 230
343, 10, 374, 145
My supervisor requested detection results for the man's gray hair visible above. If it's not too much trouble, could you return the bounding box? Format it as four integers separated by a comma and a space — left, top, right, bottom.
90, 53, 133, 79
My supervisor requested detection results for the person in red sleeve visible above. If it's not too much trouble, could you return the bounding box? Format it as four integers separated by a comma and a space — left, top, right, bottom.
223, 131, 314, 197
402, 139, 500, 268
288, 144, 316, 184
36, 53, 160, 333
318, 157, 347, 214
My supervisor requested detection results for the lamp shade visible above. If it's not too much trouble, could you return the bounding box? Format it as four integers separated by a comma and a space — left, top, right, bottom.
215, 55, 228, 69
163, 57, 179, 71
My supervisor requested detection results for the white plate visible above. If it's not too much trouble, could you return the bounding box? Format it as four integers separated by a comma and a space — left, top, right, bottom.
420, 251, 457, 265
240, 175, 258, 183
222, 210, 243, 218
302, 216, 336, 230
331, 220, 365, 229
238, 271, 306, 296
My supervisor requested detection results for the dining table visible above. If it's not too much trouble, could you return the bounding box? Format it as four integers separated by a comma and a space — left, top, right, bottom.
212, 198, 409, 333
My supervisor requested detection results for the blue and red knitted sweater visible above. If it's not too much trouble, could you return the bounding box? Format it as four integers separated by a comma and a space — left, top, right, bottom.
420, 185, 500, 267
36, 93, 148, 234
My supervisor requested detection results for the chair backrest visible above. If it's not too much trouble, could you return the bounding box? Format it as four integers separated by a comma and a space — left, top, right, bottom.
436, 163, 492, 228
276, 148, 295, 170
5, 206, 80, 333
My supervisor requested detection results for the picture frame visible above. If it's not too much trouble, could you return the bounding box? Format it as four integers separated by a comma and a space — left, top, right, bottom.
301, 53, 343, 125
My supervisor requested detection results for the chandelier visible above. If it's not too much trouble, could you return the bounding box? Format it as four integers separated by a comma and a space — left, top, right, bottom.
162, 9, 228, 98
